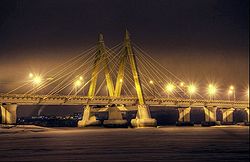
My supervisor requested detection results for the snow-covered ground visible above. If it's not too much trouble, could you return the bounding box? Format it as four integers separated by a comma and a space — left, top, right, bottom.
0, 125, 249, 162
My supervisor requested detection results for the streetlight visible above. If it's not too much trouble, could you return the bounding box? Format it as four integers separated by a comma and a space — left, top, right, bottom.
74, 80, 81, 87
179, 82, 185, 87
229, 85, 235, 101
29, 73, 33, 78
228, 89, 233, 100
74, 79, 82, 95
79, 76, 85, 94
29, 73, 43, 93
187, 84, 197, 99
29, 73, 42, 85
207, 84, 217, 100
33, 76, 42, 85
246, 87, 249, 100
166, 83, 175, 98
149, 80, 155, 97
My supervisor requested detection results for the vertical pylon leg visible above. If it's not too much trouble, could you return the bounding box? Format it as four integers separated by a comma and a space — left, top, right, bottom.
1, 104, 17, 124
78, 105, 101, 127
221, 108, 234, 124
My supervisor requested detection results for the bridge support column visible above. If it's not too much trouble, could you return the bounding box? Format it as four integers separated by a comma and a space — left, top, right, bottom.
78, 105, 101, 127
245, 108, 249, 125
221, 108, 234, 125
103, 105, 128, 127
1, 104, 17, 124
131, 105, 157, 128
202, 106, 220, 126
176, 107, 194, 126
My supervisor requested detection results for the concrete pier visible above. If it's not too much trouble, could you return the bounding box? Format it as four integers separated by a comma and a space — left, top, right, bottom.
176, 107, 193, 126
245, 108, 249, 125
245, 108, 249, 121
202, 106, 220, 126
221, 108, 234, 124
131, 105, 157, 128
78, 105, 101, 127
178, 107, 191, 122
1, 104, 17, 124
103, 106, 127, 127
204, 106, 217, 122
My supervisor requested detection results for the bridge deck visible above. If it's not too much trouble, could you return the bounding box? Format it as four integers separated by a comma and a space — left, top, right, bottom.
0, 94, 248, 108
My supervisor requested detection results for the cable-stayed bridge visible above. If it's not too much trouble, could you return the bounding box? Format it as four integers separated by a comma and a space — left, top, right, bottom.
0, 30, 249, 127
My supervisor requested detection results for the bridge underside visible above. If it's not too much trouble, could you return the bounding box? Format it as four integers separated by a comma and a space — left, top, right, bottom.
1, 103, 249, 126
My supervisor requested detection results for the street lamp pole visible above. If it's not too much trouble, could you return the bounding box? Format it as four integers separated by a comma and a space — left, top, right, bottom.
208, 84, 217, 101
233, 89, 236, 102
229, 85, 235, 102
149, 80, 155, 98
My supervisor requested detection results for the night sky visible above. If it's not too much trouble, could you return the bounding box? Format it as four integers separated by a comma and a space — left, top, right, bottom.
0, 0, 249, 104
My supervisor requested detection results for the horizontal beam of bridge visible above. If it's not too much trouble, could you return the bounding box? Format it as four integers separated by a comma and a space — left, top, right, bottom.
0, 94, 249, 108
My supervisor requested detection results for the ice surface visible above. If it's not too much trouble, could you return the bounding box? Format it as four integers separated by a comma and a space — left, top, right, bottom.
0, 125, 249, 162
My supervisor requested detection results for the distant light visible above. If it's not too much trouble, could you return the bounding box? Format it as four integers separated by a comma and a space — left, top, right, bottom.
120, 79, 123, 82
166, 83, 175, 93
79, 76, 83, 80
187, 84, 197, 95
29, 73, 33, 78
149, 80, 154, 84
228, 89, 233, 95
230, 85, 234, 90
180, 82, 185, 87
74, 80, 81, 87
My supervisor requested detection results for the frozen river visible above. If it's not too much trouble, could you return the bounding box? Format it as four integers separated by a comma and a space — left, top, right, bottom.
0, 125, 249, 162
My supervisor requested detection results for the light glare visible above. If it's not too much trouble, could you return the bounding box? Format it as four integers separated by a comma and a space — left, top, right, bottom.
33, 76, 42, 85
228, 89, 233, 95
74, 80, 81, 87
29, 73, 33, 78
180, 82, 185, 87
187, 84, 197, 95
207, 84, 217, 99
166, 83, 175, 93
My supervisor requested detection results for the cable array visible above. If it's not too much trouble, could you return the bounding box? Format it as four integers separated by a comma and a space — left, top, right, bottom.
5, 39, 203, 99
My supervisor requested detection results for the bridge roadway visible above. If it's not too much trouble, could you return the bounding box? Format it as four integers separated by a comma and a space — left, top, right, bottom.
0, 94, 248, 111
1, 94, 249, 125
